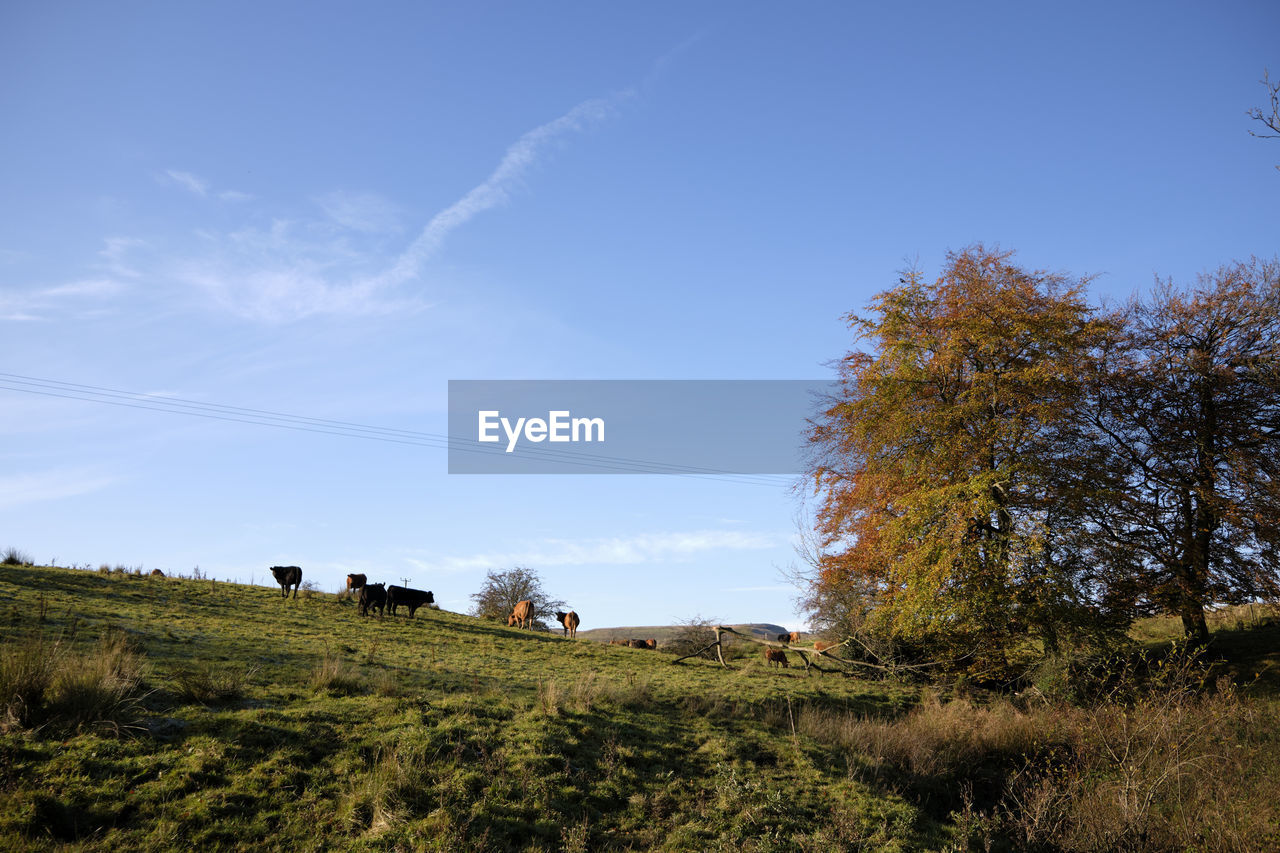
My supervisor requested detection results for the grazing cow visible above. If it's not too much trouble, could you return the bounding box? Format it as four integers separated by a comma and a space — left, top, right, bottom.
386, 585, 434, 617
764, 648, 789, 668
776, 633, 790, 643
150, 569, 165, 577
346, 573, 367, 591
359, 583, 387, 617
627, 638, 658, 650
555, 610, 580, 639
813, 640, 836, 656
788, 631, 802, 644
609, 638, 629, 646
508, 599, 534, 629
269, 565, 302, 599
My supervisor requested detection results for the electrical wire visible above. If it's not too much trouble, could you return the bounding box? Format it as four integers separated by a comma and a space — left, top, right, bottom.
0, 372, 798, 487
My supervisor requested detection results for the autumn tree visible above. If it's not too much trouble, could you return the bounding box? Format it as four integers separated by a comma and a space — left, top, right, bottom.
470, 566, 564, 630
1070, 259, 1280, 642
805, 246, 1107, 673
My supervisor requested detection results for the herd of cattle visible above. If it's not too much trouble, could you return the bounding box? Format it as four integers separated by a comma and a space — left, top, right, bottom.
337, 572, 436, 617
268, 566, 813, 663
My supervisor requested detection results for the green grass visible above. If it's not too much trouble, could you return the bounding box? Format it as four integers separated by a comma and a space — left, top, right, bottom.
0, 564, 930, 851
3, 564, 1278, 851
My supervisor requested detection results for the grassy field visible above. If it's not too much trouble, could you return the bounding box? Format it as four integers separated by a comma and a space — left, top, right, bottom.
2, 564, 1279, 851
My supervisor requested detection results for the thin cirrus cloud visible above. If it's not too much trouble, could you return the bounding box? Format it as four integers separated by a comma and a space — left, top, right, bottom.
169, 89, 631, 323
0, 467, 119, 511
164, 169, 208, 197
161, 169, 252, 203
0, 278, 125, 322
412, 528, 778, 575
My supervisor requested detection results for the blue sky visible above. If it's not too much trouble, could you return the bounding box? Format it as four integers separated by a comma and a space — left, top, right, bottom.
3, 2, 1277, 630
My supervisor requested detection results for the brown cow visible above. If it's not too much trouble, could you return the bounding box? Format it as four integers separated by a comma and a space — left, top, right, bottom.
508, 599, 534, 629
555, 610, 580, 639
645, 638, 657, 650
788, 631, 802, 644
627, 638, 658, 650
609, 638, 629, 646
764, 648, 789, 668
346, 573, 367, 591
813, 640, 836, 656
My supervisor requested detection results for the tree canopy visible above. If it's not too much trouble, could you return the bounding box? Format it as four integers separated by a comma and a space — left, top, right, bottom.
804, 247, 1280, 673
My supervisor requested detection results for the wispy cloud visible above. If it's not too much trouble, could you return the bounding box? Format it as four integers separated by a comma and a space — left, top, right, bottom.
164, 169, 208, 197
0, 467, 118, 510
411, 528, 779, 574
174, 89, 631, 322
373, 92, 630, 291
35, 86, 635, 324
0, 277, 125, 321
161, 169, 251, 203
315, 191, 404, 234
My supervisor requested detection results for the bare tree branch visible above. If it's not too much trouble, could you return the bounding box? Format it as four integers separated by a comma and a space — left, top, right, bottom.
1247, 69, 1280, 139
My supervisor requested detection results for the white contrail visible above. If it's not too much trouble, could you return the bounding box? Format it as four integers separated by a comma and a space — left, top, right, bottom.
371, 92, 630, 291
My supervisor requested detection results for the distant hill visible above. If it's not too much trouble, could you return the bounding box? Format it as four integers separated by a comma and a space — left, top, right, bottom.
577, 622, 797, 644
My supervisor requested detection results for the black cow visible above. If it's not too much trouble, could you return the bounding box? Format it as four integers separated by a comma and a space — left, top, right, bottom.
359, 583, 386, 617
270, 565, 302, 598
386, 585, 434, 617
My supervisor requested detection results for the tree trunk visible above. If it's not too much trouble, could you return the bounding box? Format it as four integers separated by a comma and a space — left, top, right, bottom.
1180, 604, 1210, 644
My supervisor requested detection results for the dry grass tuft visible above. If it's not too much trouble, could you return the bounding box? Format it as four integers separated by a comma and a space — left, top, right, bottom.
1, 628, 148, 735
311, 651, 366, 695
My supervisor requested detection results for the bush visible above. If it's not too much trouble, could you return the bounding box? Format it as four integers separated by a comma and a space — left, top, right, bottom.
664, 616, 722, 661
469, 566, 564, 631
2, 547, 32, 567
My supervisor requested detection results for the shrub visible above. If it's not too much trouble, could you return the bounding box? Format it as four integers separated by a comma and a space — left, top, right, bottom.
1, 547, 31, 567
469, 566, 564, 631
664, 616, 722, 661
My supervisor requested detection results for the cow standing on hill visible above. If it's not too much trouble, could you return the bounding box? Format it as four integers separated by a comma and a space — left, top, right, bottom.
346, 573, 367, 591
386, 585, 434, 617
555, 610, 580, 639
508, 599, 534, 629
764, 648, 789, 668
359, 583, 386, 617
270, 565, 302, 599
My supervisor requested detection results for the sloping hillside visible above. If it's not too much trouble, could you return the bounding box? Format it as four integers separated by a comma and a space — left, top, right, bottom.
577, 623, 794, 645
0, 564, 929, 851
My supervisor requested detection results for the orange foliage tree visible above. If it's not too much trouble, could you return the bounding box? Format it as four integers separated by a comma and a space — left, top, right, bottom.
805, 246, 1108, 673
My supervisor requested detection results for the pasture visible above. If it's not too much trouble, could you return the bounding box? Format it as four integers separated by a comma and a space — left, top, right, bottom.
0, 564, 924, 851
2, 564, 1279, 851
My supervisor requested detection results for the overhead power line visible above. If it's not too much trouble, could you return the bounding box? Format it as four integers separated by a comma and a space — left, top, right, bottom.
0, 372, 795, 487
